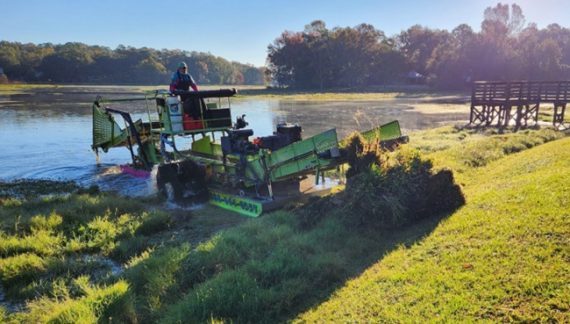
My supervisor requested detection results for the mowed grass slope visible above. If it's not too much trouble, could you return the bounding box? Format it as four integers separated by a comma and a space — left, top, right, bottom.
298, 136, 570, 322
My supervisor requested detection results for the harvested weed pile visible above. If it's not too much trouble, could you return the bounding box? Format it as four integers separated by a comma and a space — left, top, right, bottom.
299, 133, 465, 229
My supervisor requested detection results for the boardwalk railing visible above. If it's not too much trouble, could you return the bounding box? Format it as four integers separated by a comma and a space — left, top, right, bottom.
470, 81, 570, 128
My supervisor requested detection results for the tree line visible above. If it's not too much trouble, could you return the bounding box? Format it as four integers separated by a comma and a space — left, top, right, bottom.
2, 3, 569, 89
0, 43, 265, 85
267, 3, 570, 89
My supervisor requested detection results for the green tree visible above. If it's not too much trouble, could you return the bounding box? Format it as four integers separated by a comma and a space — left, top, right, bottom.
426, 24, 475, 88
39, 43, 95, 82
397, 25, 450, 75
0, 42, 22, 78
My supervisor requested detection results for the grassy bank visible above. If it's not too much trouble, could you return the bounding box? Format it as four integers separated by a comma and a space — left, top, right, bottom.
298, 132, 570, 322
0, 127, 567, 322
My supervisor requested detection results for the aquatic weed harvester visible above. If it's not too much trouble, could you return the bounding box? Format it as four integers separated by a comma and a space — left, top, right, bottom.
92, 89, 408, 216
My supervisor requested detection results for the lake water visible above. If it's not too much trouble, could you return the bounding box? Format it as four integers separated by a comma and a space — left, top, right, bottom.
0, 86, 469, 196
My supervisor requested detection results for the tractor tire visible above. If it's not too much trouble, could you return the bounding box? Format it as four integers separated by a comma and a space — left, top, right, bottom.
156, 160, 210, 205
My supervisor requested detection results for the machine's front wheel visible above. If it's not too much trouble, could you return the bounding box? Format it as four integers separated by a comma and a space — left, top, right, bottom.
156, 161, 209, 205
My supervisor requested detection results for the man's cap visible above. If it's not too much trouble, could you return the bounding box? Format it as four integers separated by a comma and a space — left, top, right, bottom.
178, 62, 188, 69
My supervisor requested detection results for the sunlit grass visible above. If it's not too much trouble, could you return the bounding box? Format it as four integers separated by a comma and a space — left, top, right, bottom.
0, 184, 172, 305
11, 279, 134, 323
297, 135, 570, 323
123, 244, 190, 321
0, 84, 59, 95
424, 128, 563, 182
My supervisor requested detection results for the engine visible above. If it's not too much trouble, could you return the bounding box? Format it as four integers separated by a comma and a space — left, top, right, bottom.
255, 123, 302, 151
221, 122, 302, 155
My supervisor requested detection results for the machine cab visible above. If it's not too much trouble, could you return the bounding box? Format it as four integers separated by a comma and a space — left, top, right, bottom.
158, 89, 236, 135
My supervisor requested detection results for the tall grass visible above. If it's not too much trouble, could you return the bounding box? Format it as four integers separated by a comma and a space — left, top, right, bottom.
0, 183, 171, 311
123, 244, 190, 321
9, 279, 134, 323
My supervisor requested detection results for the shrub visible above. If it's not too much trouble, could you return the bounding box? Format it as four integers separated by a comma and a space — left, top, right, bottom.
111, 236, 149, 262
79, 216, 118, 254
0, 306, 6, 322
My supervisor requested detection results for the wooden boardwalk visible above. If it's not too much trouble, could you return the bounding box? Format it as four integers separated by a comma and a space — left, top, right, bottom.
469, 81, 570, 129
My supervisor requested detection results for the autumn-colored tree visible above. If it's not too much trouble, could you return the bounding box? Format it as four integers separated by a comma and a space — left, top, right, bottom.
266, 3, 570, 89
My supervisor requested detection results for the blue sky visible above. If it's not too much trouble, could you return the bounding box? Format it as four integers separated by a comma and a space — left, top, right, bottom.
1, 0, 568, 66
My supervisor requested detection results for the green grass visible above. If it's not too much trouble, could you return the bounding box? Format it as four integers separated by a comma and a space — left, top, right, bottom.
297, 134, 570, 322
0, 127, 568, 322
8, 278, 134, 323
409, 126, 564, 183
0, 84, 60, 96
0, 184, 171, 304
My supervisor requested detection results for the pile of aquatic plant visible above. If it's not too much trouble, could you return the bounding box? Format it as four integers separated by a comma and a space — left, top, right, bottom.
300, 133, 464, 229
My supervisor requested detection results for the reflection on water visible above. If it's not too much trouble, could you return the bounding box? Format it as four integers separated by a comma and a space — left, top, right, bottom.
0, 86, 469, 195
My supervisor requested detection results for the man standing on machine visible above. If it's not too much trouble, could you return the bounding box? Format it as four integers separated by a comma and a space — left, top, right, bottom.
170, 62, 198, 93
170, 62, 201, 119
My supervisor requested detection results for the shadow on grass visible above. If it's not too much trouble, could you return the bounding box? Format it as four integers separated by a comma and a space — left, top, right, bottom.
135, 202, 460, 323
133, 148, 466, 323
287, 210, 453, 321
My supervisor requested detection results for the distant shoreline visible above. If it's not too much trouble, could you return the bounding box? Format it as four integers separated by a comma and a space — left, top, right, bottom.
0, 83, 469, 103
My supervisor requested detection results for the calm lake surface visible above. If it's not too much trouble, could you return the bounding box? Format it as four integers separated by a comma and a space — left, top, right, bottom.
0, 86, 469, 195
